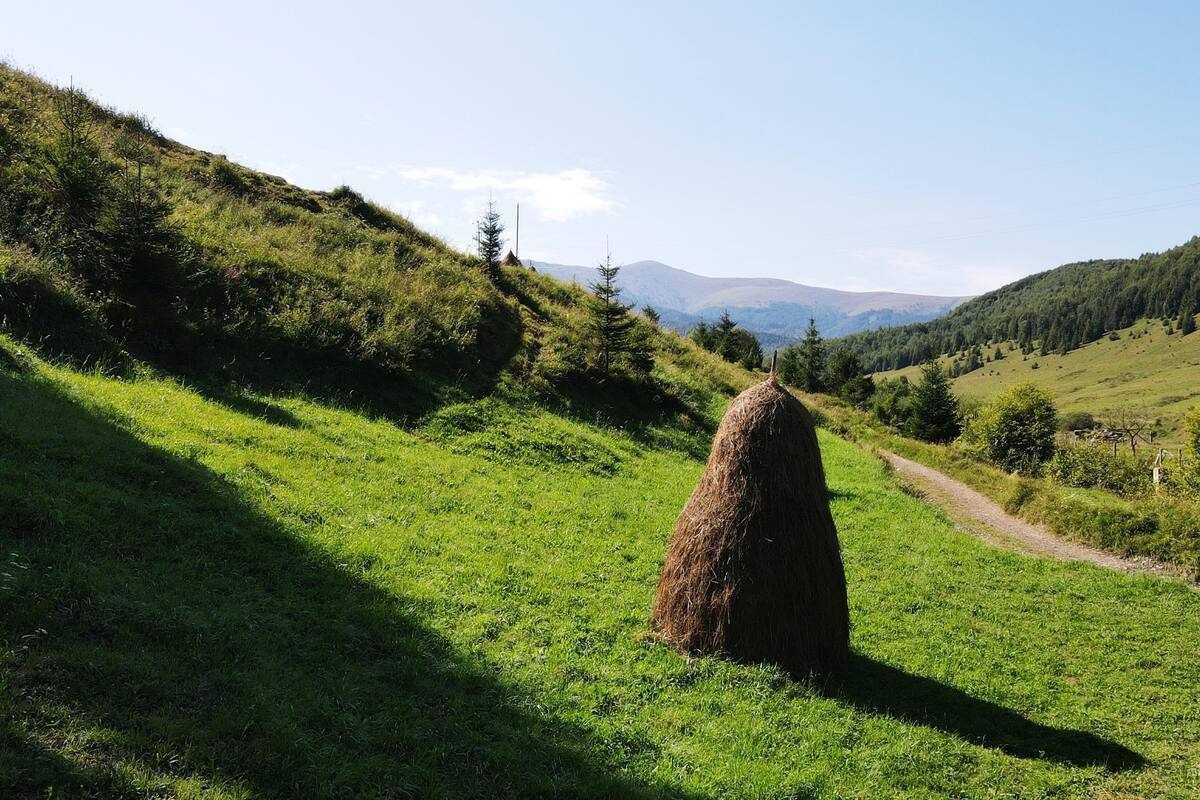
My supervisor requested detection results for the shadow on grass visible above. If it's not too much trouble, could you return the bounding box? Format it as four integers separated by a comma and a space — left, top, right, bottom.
827, 654, 1146, 770
0, 256, 527, 427
186, 380, 307, 429
0, 369, 694, 799
544, 372, 719, 462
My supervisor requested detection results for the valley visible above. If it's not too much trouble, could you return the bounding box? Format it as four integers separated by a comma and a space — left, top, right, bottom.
533, 259, 965, 345
3, 55, 1200, 800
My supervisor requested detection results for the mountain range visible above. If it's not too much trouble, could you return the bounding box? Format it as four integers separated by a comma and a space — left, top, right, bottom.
530, 259, 967, 347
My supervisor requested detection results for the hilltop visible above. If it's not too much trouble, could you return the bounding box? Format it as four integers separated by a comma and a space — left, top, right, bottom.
533, 259, 966, 345
838, 236, 1199, 373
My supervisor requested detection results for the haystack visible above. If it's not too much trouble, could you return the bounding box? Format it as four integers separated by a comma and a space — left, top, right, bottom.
651, 376, 849, 675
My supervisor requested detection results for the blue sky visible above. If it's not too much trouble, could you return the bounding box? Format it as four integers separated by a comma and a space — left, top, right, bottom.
6, 1, 1200, 295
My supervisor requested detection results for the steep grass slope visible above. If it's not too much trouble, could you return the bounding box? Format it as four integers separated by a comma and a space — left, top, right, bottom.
0, 63, 750, 426
877, 318, 1200, 445
3, 340, 1199, 799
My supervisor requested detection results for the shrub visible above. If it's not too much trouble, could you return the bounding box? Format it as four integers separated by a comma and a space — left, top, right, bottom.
206, 157, 249, 195
959, 382, 1057, 474
1046, 443, 1151, 496
871, 376, 912, 428
838, 373, 875, 408
1182, 405, 1200, 495
1059, 410, 1098, 433
1185, 405, 1200, 458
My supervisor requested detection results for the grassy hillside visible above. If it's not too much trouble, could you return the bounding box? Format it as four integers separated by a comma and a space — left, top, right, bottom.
838, 237, 1199, 373
877, 318, 1200, 445
0, 63, 750, 427
3, 340, 1199, 799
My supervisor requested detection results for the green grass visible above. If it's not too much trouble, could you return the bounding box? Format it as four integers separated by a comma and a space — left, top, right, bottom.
877, 318, 1200, 446
802, 391, 1200, 578
4, 344, 1199, 799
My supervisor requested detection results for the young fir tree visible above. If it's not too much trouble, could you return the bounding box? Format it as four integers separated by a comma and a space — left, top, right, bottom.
905, 361, 961, 443
473, 199, 504, 281
794, 318, 826, 392
587, 253, 639, 376
642, 306, 661, 327
714, 310, 737, 343
823, 347, 862, 395
689, 320, 715, 350
962, 345, 983, 374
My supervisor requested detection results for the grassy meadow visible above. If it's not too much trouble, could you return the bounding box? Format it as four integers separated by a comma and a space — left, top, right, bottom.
876, 318, 1200, 446
3, 341, 1199, 799
3, 61, 1200, 799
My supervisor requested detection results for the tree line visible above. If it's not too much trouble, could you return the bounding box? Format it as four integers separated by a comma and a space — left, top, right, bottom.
835, 237, 1200, 372
688, 311, 764, 370
777, 319, 875, 406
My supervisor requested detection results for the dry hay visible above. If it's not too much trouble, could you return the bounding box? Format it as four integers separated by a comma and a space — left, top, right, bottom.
651, 377, 849, 675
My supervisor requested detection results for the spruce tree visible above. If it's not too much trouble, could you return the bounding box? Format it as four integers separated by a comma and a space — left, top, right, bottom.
473, 199, 504, 281
905, 361, 961, 443
1179, 297, 1197, 336
795, 318, 826, 392
714, 310, 737, 343
823, 347, 863, 394
691, 321, 715, 352
588, 253, 638, 376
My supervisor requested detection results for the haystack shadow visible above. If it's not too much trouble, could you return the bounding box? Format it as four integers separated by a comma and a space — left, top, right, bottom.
825, 654, 1146, 770
0, 369, 694, 799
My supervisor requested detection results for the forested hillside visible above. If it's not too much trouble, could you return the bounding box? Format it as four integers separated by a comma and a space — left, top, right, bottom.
838, 238, 1200, 372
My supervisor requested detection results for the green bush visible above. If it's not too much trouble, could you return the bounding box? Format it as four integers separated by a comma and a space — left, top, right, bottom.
958, 382, 1057, 474
1046, 443, 1151, 496
1059, 410, 1098, 433
871, 376, 912, 428
1185, 405, 1200, 459
1181, 405, 1200, 497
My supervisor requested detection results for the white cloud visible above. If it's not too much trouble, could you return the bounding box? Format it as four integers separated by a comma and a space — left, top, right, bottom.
389, 165, 616, 222
849, 247, 1024, 295
393, 199, 442, 230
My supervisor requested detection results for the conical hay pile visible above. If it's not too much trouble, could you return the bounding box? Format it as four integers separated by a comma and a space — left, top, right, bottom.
651, 377, 849, 675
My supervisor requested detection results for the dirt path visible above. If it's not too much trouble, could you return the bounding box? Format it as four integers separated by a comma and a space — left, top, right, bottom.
881, 451, 1184, 579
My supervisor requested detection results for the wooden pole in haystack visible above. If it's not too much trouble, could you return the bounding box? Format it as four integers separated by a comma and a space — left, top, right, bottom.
651, 377, 850, 676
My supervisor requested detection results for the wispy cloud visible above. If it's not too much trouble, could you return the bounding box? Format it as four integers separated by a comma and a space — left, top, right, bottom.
849, 247, 1023, 295
387, 165, 616, 222
393, 199, 442, 230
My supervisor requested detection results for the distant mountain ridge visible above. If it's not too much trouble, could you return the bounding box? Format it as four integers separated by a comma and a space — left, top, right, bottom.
531, 259, 967, 345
